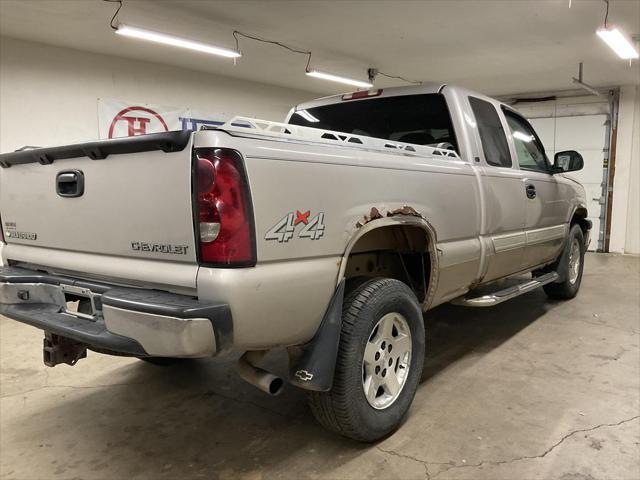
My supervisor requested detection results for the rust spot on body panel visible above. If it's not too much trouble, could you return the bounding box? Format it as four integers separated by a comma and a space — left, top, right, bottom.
356, 205, 423, 228
356, 207, 384, 228
388, 206, 422, 218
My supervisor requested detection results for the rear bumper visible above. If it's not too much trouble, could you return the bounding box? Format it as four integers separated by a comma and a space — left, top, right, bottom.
0, 266, 232, 358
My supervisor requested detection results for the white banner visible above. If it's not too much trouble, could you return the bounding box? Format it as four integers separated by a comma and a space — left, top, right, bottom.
97, 98, 230, 139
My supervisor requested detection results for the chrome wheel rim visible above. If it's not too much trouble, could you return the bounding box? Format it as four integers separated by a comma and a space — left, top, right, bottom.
568, 238, 581, 285
362, 312, 412, 410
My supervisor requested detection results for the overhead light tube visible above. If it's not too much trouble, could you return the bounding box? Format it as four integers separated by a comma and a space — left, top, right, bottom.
306, 69, 373, 88
115, 25, 241, 58
596, 26, 639, 60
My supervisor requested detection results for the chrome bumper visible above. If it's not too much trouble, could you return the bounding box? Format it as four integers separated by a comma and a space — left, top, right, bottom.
0, 266, 232, 358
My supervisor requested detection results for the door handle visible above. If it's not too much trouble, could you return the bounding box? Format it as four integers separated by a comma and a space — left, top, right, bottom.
56, 170, 84, 197
525, 183, 536, 199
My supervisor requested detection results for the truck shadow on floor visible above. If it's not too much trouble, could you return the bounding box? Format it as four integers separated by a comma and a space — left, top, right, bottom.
421, 288, 551, 382
9, 290, 553, 478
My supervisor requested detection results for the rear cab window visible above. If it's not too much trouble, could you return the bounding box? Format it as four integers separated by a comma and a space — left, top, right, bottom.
468, 96, 512, 168
288, 93, 459, 154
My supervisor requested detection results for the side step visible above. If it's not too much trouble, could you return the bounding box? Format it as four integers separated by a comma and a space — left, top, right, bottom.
452, 272, 559, 307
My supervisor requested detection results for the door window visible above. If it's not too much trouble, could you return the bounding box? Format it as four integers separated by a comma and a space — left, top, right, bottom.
503, 110, 550, 172
469, 97, 512, 168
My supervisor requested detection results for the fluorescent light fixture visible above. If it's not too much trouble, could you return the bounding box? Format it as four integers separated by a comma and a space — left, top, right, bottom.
596, 26, 639, 60
294, 109, 320, 123
306, 69, 373, 88
115, 25, 241, 58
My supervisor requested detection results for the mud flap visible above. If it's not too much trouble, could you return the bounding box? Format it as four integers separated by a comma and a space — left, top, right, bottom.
288, 280, 345, 392
551, 225, 583, 283
553, 237, 571, 283
536, 226, 578, 284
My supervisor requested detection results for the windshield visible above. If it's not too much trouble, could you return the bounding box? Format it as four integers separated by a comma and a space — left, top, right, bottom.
288, 93, 458, 152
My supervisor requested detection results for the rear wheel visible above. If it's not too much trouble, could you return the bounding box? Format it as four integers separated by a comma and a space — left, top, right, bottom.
543, 224, 585, 299
308, 277, 425, 442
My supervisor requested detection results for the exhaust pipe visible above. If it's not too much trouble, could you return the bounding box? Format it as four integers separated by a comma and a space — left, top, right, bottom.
236, 350, 284, 396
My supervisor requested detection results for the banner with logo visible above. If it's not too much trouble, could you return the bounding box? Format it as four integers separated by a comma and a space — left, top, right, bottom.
97, 98, 230, 139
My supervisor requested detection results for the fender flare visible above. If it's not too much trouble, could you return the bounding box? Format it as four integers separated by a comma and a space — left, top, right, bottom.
568, 203, 589, 224
337, 215, 440, 309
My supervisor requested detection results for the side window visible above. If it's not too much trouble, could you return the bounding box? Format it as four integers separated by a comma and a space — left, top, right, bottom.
469, 97, 512, 168
503, 110, 549, 172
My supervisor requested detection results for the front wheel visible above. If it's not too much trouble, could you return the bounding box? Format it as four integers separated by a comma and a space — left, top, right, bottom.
543, 224, 585, 299
308, 277, 425, 442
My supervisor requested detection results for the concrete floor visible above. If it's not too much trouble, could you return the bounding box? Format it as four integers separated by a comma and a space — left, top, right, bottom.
1, 253, 639, 480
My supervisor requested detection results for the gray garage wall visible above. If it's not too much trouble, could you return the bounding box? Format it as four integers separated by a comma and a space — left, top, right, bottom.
0, 37, 315, 152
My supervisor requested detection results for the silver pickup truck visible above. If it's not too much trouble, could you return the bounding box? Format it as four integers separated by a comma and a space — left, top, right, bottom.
0, 83, 590, 441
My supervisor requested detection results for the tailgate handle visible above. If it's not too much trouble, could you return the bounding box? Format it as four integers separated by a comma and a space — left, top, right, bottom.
56, 170, 84, 198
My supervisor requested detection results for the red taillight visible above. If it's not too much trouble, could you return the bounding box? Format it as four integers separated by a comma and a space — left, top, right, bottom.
194, 148, 255, 266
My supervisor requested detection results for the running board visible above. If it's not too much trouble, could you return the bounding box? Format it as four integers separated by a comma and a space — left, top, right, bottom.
452, 272, 559, 307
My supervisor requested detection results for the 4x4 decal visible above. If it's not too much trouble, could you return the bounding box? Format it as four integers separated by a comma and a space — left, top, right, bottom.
265, 210, 325, 242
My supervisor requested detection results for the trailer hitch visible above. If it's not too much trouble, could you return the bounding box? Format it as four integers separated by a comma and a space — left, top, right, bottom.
43, 332, 87, 367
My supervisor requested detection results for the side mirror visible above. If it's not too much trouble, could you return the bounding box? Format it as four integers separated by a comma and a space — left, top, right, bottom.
553, 150, 584, 173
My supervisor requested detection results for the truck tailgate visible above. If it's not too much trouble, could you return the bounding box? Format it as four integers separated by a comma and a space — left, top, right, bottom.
0, 132, 198, 288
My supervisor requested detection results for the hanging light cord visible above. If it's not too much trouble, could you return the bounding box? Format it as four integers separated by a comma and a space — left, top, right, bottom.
233, 30, 312, 71
105, 0, 123, 30
375, 70, 422, 85
105, 2, 420, 86
603, 0, 609, 28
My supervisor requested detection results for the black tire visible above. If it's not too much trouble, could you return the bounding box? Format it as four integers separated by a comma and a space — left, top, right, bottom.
308, 277, 425, 442
139, 357, 185, 366
543, 224, 585, 299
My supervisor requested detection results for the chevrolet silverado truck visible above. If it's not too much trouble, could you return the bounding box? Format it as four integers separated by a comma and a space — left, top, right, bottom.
0, 84, 590, 442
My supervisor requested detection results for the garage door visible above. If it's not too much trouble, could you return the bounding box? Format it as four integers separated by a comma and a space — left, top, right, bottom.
515, 96, 611, 252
